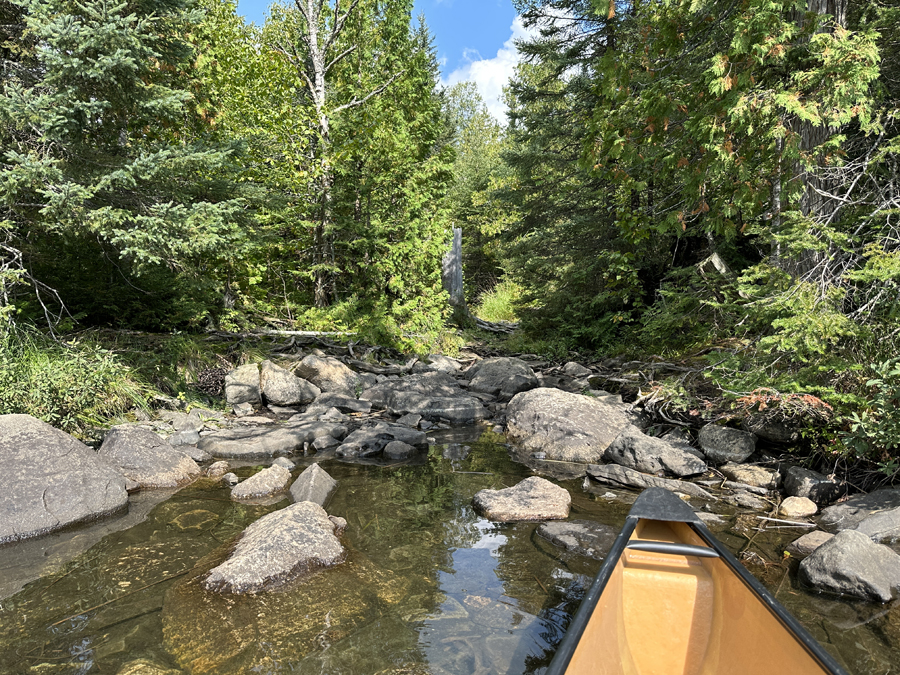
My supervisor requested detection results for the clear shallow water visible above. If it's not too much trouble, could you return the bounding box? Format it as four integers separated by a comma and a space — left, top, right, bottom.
0, 428, 897, 674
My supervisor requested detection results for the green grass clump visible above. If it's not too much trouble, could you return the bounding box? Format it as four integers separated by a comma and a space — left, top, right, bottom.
473, 280, 522, 323
0, 326, 149, 435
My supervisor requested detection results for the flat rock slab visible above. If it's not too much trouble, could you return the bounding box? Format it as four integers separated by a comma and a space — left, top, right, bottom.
786, 531, 834, 559
312, 392, 372, 414
604, 425, 706, 477
0, 414, 127, 543
473, 476, 570, 522
697, 425, 756, 464
818, 489, 900, 532
536, 520, 618, 560
506, 388, 630, 464
799, 529, 900, 603
853, 507, 900, 543
100, 426, 200, 489
197, 422, 345, 459
289, 463, 337, 506
203, 501, 346, 594
587, 464, 714, 500
719, 463, 780, 489
360, 372, 487, 423
231, 465, 292, 500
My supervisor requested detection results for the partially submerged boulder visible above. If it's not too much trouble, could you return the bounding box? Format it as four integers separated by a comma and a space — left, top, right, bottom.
100, 426, 200, 489
473, 476, 570, 522
336, 422, 427, 458
505, 388, 630, 463
604, 425, 706, 477
786, 530, 834, 560
799, 529, 900, 603
289, 463, 337, 506
231, 465, 292, 500
260, 360, 320, 406
203, 501, 346, 594
0, 414, 127, 543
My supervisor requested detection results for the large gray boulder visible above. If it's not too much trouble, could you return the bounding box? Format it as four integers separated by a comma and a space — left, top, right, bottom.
360, 372, 486, 423
505, 388, 630, 463
0, 415, 128, 543
290, 463, 337, 506
231, 465, 292, 500
473, 476, 571, 522
818, 488, 900, 532
260, 360, 320, 406
464, 357, 539, 400
697, 425, 756, 464
203, 501, 346, 594
798, 529, 900, 602
783, 466, 844, 504
536, 520, 618, 560
604, 425, 707, 477
293, 354, 362, 396
197, 422, 346, 459
224, 364, 261, 406
100, 426, 200, 489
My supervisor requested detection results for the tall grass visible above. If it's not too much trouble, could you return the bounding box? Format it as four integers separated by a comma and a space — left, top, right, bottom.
0, 326, 149, 435
473, 280, 522, 323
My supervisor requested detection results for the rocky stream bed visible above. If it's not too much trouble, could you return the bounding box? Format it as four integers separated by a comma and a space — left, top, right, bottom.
2, 348, 900, 673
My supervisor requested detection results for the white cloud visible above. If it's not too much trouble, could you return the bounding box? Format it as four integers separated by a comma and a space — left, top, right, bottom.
442, 16, 534, 124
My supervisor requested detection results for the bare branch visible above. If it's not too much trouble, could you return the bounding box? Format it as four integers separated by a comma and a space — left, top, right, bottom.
324, 44, 356, 75
333, 70, 405, 114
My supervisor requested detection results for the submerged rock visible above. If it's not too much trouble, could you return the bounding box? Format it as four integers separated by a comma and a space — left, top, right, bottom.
0, 414, 128, 543
473, 476, 571, 522
505, 388, 629, 464
100, 426, 200, 489
204, 501, 346, 594
536, 520, 617, 560
799, 529, 900, 602
360, 372, 486, 423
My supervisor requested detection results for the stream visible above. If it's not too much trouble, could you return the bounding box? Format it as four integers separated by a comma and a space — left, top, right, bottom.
0, 427, 898, 674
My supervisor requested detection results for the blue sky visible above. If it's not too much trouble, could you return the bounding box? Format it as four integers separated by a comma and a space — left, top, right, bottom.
234, 0, 523, 121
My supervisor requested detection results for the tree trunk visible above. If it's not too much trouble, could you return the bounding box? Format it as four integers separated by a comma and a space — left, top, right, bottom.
442, 227, 469, 325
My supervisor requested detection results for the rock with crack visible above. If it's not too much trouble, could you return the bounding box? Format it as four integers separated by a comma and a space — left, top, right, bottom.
203, 501, 346, 594
0, 414, 128, 544
536, 520, 618, 560
798, 529, 900, 602
100, 426, 200, 489
587, 464, 714, 500
604, 425, 707, 477
197, 422, 347, 459
293, 354, 368, 397
231, 465, 292, 500
505, 388, 630, 463
463, 357, 539, 400
473, 476, 571, 522
260, 360, 320, 406
360, 372, 486, 423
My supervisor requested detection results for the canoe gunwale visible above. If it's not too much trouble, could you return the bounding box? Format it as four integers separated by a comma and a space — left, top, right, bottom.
544, 488, 849, 675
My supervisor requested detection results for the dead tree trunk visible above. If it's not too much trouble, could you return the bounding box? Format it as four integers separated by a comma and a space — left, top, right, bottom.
442, 227, 470, 325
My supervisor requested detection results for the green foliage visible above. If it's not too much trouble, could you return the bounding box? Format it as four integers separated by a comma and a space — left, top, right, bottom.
473, 279, 522, 323
843, 360, 900, 469
0, 326, 148, 433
